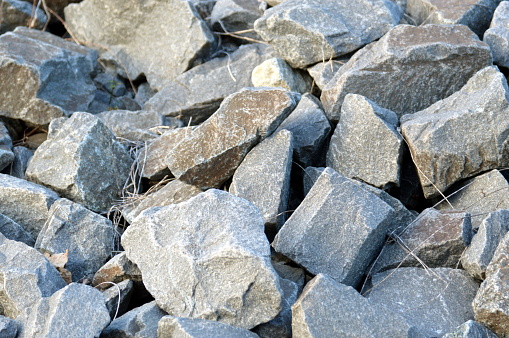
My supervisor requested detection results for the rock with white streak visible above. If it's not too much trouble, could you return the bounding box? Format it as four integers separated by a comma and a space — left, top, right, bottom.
102, 279, 133, 319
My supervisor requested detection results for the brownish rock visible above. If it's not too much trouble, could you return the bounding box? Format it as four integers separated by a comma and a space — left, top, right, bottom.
92, 252, 142, 291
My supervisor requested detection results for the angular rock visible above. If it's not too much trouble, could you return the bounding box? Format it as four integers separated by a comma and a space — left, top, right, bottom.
306, 58, 344, 90
292, 274, 415, 337
275, 93, 331, 167
230, 129, 293, 233
0, 122, 14, 172
93, 252, 142, 290
252, 57, 311, 93
485, 1, 509, 68
327, 94, 404, 189
322, 24, 492, 122
0, 0, 46, 34
4, 146, 33, 179
211, 0, 263, 40
158, 316, 259, 338
21, 0, 81, 18
473, 231, 509, 337
273, 167, 395, 287
0, 315, 18, 337
17, 283, 110, 338
35, 198, 116, 282
64, 0, 216, 90
121, 189, 283, 329
0, 233, 66, 319
0, 213, 34, 246
93, 72, 127, 97
272, 260, 306, 292
254, 0, 402, 68
26, 112, 133, 213
367, 267, 479, 337
165, 87, 299, 189
102, 279, 133, 319
0, 27, 97, 125
443, 320, 498, 338
0, 173, 59, 238
401, 66, 509, 198
144, 43, 278, 125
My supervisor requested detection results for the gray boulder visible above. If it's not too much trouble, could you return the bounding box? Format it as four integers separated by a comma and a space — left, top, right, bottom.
251, 57, 312, 93
443, 320, 498, 338
165, 87, 299, 189
211, 0, 263, 40
26, 112, 133, 213
0, 122, 14, 172
306, 59, 344, 90
158, 316, 259, 338
0, 27, 97, 125
121, 189, 283, 329
273, 167, 395, 287
254, 0, 402, 68
485, 1, 509, 68
0, 315, 18, 337
0, 213, 34, 246
5, 146, 33, 179
102, 279, 133, 320
0, 0, 46, 34
321, 24, 492, 122
64, 0, 216, 91
327, 93, 403, 189
401, 66, 509, 198
93, 252, 142, 290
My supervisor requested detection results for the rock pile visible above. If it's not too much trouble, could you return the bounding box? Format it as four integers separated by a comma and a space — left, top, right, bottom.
0, 0, 509, 336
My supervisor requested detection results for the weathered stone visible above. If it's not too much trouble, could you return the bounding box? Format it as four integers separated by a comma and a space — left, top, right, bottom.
275, 93, 331, 167
94, 72, 126, 97
0, 173, 59, 238
401, 66, 509, 198
64, 0, 216, 91
26, 112, 133, 213
266, 0, 285, 6
272, 260, 306, 292
473, 231, 509, 337
367, 267, 479, 337
93, 252, 142, 290
3, 146, 32, 179
211, 0, 263, 40
102, 279, 133, 320
0, 233, 66, 319
122, 189, 283, 329
144, 43, 278, 125
165, 87, 299, 189
35, 198, 115, 282
321, 24, 492, 122
0, 122, 14, 172
306, 58, 345, 90
17, 283, 110, 338
230, 129, 293, 232
0, 315, 17, 337
21, 0, 81, 18
158, 316, 259, 338
136, 82, 156, 105
101, 301, 166, 338
254, 0, 402, 68
252, 57, 311, 93
0, 27, 97, 125
273, 167, 395, 287
327, 94, 403, 189
0, 0, 46, 34
443, 320, 499, 338
485, 1, 509, 68
0, 213, 34, 246
292, 273, 415, 337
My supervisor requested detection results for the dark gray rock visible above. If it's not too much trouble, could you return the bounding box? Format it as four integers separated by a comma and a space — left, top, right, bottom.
251, 57, 312, 93
93, 252, 142, 290
306, 58, 345, 90
211, 0, 263, 40
144, 43, 278, 125
165, 87, 298, 189
327, 93, 403, 189
321, 24, 492, 122
102, 279, 133, 320
0, 122, 14, 172
158, 316, 259, 338
4, 146, 33, 179
121, 189, 283, 329
26, 112, 133, 213
94, 72, 126, 97
0, 213, 34, 246
272, 260, 306, 292
273, 167, 395, 287
65, 0, 216, 91
485, 1, 509, 68
254, 0, 402, 68
0, 0, 46, 34
20, 0, 81, 19
0, 315, 18, 337
401, 66, 509, 198
443, 320, 498, 338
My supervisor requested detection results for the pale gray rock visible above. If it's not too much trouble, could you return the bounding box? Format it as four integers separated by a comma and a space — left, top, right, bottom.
0, 213, 34, 246
93, 252, 142, 290
158, 316, 259, 338
102, 279, 133, 320
485, 1, 509, 68
211, 0, 263, 40
230, 129, 293, 233
5, 146, 33, 179
275, 93, 331, 167
254, 0, 402, 68
0, 173, 59, 238
17, 283, 110, 338
327, 94, 403, 189
64, 0, 216, 91
165, 87, 299, 189
273, 167, 395, 287
0, 0, 47, 34
443, 320, 498, 338
251, 57, 312, 93
0, 27, 97, 125
306, 58, 345, 90
292, 274, 415, 337
26, 112, 133, 213
0, 232, 66, 319
144, 43, 278, 125
0, 122, 14, 172
367, 267, 479, 337
35, 198, 116, 282
0, 315, 17, 337
401, 66, 509, 198
321, 24, 492, 122
121, 189, 283, 329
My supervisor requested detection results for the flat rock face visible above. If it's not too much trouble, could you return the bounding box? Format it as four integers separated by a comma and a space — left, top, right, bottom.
0, 213, 34, 246
121, 189, 283, 329
254, 0, 402, 68
321, 24, 492, 122
165, 87, 299, 189
485, 1, 509, 68
64, 0, 216, 90
401, 66, 509, 198
158, 316, 259, 338
26, 112, 133, 213
251, 57, 311, 93
326, 93, 403, 189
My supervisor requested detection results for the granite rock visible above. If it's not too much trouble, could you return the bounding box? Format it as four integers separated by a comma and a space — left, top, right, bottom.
93, 252, 142, 290
0, 122, 14, 172
102, 279, 133, 320
0, 213, 34, 246
251, 57, 312, 93
0, 0, 46, 34
0, 315, 18, 337
211, 0, 263, 40
443, 320, 499, 338
485, 1, 509, 68
306, 58, 344, 90
158, 316, 259, 338
3, 146, 32, 179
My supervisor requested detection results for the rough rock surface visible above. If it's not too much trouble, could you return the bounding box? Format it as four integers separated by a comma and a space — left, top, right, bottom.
4, 146, 32, 179
443, 320, 499, 338
0, 213, 34, 246
26, 112, 133, 213
165, 87, 299, 189
321, 24, 492, 122
211, 0, 263, 40
158, 316, 259, 338
0, 122, 14, 172
1, 0, 46, 34
401, 66, 509, 198
306, 59, 344, 90
93, 252, 142, 290
485, 1, 509, 68
252, 57, 311, 93
121, 189, 283, 329
102, 279, 133, 319
0, 315, 18, 337
254, 0, 402, 68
